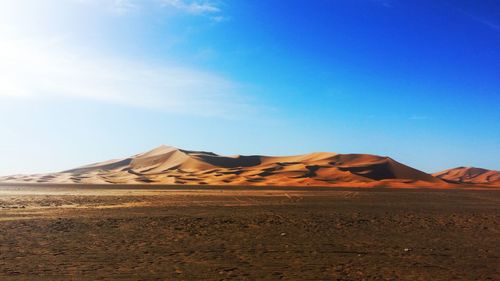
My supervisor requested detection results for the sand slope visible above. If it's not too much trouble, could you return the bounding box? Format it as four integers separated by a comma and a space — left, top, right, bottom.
433, 167, 500, 185
0, 145, 455, 187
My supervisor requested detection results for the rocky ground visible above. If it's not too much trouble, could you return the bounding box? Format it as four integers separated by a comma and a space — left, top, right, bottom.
0, 185, 498, 280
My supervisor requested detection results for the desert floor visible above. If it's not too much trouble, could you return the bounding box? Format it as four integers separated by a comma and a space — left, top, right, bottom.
0, 184, 498, 280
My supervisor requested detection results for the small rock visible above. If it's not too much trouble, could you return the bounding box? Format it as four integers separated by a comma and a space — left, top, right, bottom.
404, 248, 412, 252
280, 232, 287, 236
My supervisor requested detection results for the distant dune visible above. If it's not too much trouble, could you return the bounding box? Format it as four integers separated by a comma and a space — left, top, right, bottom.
433, 167, 500, 185
1, 145, 497, 188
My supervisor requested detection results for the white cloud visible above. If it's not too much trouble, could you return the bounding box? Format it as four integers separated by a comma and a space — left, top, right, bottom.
70, 0, 223, 17
70, 0, 139, 14
453, 7, 500, 32
71, 0, 226, 21
159, 0, 220, 15
0, 30, 253, 118
466, 14, 500, 32
110, 0, 139, 14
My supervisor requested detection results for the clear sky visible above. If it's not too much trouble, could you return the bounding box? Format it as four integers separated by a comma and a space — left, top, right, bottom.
0, 0, 499, 175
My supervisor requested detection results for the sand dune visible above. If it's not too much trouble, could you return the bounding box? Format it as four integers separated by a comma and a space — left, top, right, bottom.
433, 167, 500, 185
1, 145, 494, 187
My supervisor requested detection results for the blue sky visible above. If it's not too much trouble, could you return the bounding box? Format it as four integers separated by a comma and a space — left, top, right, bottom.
0, 0, 499, 175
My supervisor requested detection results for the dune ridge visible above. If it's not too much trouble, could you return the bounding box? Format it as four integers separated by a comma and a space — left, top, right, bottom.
433, 167, 500, 185
1, 145, 496, 187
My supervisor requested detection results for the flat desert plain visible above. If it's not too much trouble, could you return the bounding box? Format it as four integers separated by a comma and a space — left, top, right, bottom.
0, 184, 499, 280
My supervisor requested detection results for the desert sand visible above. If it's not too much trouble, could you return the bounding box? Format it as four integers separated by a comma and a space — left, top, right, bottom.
0, 184, 498, 280
5, 145, 497, 188
433, 166, 500, 185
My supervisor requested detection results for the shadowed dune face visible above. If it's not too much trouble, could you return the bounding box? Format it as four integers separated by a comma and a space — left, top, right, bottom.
0, 145, 462, 187
192, 154, 263, 168
433, 167, 500, 185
